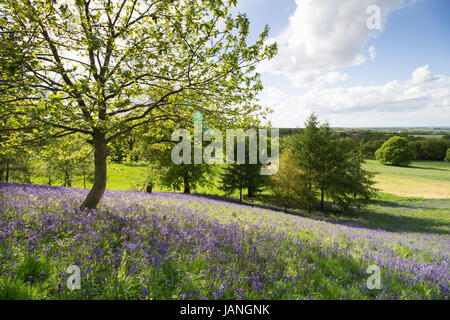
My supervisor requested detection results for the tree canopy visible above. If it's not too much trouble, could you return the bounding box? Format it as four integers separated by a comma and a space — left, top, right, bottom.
375, 136, 416, 166
0, 0, 277, 208
288, 114, 375, 213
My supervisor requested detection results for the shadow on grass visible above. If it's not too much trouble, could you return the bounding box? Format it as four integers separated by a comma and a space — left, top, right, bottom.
371, 199, 430, 210
408, 165, 448, 171
188, 192, 449, 235
303, 199, 449, 235
351, 207, 450, 235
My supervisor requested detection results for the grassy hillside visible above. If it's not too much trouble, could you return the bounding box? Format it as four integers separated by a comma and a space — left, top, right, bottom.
0, 183, 448, 299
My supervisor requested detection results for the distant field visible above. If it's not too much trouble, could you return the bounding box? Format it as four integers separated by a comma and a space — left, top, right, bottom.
363, 160, 450, 198
372, 175, 450, 199
363, 160, 450, 181
411, 135, 444, 139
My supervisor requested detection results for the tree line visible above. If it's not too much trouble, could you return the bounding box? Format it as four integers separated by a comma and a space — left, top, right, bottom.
1, 113, 377, 215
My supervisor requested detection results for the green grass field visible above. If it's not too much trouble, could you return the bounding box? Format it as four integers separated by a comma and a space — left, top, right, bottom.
411, 135, 444, 139
362, 160, 450, 181
362, 160, 450, 199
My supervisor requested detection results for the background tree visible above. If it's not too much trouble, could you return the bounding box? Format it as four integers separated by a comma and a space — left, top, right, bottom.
219, 164, 245, 201
361, 139, 386, 159
36, 148, 59, 186
35, 135, 94, 187
315, 123, 340, 211
0, 145, 34, 183
219, 162, 266, 201
375, 136, 416, 166
290, 114, 321, 213
413, 139, 448, 161
0, 0, 277, 209
445, 148, 450, 162
153, 145, 215, 194
291, 113, 376, 213
270, 148, 305, 212
326, 147, 376, 211
219, 131, 268, 201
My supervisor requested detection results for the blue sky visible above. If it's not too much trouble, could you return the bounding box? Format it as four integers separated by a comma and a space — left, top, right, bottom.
235, 0, 450, 127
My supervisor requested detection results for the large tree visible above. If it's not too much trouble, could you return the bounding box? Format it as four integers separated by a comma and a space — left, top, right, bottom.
375, 136, 416, 166
290, 114, 321, 213
291, 114, 375, 213
0, 0, 277, 208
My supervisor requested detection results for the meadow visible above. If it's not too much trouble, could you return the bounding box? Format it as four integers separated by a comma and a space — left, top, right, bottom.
4, 159, 450, 300
362, 160, 450, 181
0, 183, 448, 300
362, 160, 450, 198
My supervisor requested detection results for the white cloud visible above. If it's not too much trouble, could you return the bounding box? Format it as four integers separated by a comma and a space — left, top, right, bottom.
260, 0, 408, 88
289, 70, 349, 88
262, 66, 450, 127
411, 65, 434, 84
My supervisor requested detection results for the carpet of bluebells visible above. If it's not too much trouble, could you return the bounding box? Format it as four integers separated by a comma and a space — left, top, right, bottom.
0, 183, 448, 300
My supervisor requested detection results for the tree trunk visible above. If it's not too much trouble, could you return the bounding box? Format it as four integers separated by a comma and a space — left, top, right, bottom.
320, 187, 324, 211
64, 167, 68, 187
239, 187, 242, 202
247, 186, 254, 198
5, 162, 9, 183
183, 173, 190, 194
0, 167, 4, 182
80, 130, 107, 210
307, 177, 312, 214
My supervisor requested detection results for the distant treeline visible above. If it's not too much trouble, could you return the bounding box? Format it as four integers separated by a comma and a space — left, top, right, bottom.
278, 128, 450, 161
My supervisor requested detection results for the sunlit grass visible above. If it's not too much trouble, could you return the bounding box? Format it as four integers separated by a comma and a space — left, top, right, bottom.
362, 160, 450, 182
372, 175, 450, 199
